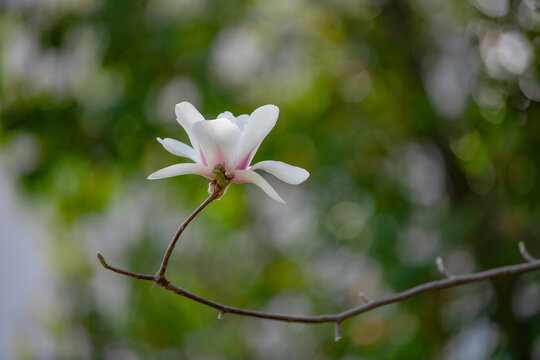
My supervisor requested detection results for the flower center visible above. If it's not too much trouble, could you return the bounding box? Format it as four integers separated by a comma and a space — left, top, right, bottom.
212, 163, 235, 188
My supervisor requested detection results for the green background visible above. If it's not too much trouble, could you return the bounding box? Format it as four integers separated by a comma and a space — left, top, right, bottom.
1, 0, 540, 358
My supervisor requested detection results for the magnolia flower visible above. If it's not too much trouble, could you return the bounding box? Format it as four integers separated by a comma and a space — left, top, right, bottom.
148, 102, 309, 203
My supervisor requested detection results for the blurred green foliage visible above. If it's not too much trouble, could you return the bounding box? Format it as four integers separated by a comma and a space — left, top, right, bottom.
1, 0, 540, 358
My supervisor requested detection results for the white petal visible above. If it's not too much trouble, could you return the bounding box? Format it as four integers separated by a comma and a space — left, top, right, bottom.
175, 102, 205, 148
192, 118, 241, 169
235, 105, 279, 169
157, 137, 200, 163
232, 169, 285, 203
147, 163, 212, 180
250, 160, 309, 185
232, 114, 249, 131
217, 112, 249, 131
217, 111, 235, 121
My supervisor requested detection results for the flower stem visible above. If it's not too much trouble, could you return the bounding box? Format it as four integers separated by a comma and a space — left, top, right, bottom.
155, 187, 220, 281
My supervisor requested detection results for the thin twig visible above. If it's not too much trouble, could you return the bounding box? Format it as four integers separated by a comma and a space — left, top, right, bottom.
97, 192, 540, 331
97, 245, 540, 324
155, 186, 219, 281
519, 241, 536, 263
97, 253, 154, 281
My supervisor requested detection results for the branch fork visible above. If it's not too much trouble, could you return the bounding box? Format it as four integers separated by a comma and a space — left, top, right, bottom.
97, 188, 540, 341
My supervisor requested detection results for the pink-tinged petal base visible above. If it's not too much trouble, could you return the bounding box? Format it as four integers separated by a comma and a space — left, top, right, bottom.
198, 146, 208, 166
232, 169, 285, 203
234, 105, 279, 168
192, 118, 241, 169
235, 149, 255, 170
148, 163, 213, 180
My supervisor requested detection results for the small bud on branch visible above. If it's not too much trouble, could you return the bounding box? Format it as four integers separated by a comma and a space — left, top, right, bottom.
334, 323, 342, 342
436, 257, 453, 279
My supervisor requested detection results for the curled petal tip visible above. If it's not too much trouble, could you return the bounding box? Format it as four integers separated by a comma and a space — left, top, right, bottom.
298, 169, 310, 183
147, 171, 161, 180
255, 104, 279, 117
261, 104, 278, 110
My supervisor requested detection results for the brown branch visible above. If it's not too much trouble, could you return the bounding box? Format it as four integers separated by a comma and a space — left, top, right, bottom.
98, 250, 540, 325
97, 191, 540, 340
155, 184, 220, 281
97, 253, 154, 281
